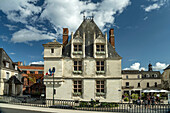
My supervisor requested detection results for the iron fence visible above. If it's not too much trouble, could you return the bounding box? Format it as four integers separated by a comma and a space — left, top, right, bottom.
0, 95, 169, 113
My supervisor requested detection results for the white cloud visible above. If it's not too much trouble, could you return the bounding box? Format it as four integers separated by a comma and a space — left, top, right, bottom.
4, 24, 18, 31
144, 0, 169, 12
0, 0, 131, 43
144, 16, 148, 20
152, 62, 169, 71
123, 62, 146, 71
9, 52, 16, 55
11, 25, 56, 43
29, 61, 44, 65
0, 0, 42, 23
0, 35, 8, 42
41, 0, 131, 32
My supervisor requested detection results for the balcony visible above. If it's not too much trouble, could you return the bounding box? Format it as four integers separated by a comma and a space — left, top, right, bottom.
122, 86, 134, 89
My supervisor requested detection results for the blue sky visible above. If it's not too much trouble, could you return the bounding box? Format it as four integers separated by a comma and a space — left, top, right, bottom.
0, 0, 169, 71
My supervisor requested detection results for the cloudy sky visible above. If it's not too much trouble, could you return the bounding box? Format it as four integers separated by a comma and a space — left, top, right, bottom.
0, 0, 169, 72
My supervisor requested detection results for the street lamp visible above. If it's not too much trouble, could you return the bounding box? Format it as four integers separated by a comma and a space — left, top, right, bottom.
49, 67, 55, 105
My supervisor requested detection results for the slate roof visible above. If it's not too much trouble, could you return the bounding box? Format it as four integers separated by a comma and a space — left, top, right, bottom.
164, 65, 170, 70
62, 19, 121, 59
0, 48, 17, 70
6, 76, 22, 84
122, 70, 140, 74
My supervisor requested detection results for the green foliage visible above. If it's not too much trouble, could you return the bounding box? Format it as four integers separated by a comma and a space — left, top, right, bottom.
154, 93, 157, 97
141, 93, 145, 98
124, 97, 129, 101
100, 102, 119, 107
124, 93, 129, 97
131, 94, 138, 100
79, 101, 89, 107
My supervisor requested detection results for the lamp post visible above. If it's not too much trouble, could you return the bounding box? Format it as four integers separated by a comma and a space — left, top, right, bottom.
49, 67, 55, 106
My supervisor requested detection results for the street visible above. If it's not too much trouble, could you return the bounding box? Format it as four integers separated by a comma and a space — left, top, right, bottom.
0, 108, 44, 113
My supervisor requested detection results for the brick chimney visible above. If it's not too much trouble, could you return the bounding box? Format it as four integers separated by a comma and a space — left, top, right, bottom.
63, 28, 69, 46
109, 29, 115, 48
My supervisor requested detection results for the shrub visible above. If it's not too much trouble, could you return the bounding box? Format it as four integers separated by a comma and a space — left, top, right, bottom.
124, 93, 129, 97
124, 97, 129, 101
131, 94, 138, 100
79, 101, 88, 107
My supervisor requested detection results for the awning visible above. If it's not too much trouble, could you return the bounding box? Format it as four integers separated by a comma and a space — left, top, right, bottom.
142, 89, 170, 93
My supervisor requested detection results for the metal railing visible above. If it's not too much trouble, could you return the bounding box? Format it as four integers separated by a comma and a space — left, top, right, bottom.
0, 95, 169, 113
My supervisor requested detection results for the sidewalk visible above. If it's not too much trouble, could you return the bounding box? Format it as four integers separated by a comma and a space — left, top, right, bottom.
0, 103, 119, 113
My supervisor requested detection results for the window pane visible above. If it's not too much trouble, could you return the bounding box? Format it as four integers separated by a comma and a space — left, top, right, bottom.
74, 61, 77, 65
97, 67, 100, 71
79, 61, 82, 65
96, 85, 100, 88
97, 81, 100, 84
78, 66, 82, 71
101, 81, 104, 84
78, 89, 81, 93
101, 89, 104, 93
78, 81, 81, 84
101, 61, 104, 65
101, 67, 104, 71
96, 89, 100, 92
96, 61, 100, 65
78, 85, 81, 88
74, 85, 77, 88
74, 81, 77, 84
74, 66, 77, 71
74, 89, 77, 92
101, 85, 104, 88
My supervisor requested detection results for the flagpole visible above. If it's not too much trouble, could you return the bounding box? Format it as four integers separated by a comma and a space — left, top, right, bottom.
53, 71, 54, 106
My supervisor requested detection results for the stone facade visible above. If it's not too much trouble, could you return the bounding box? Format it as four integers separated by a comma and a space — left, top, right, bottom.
162, 65, 170, 90
0, 48, 20, 95
122, 64, 161, 96
43, 18, 122, 102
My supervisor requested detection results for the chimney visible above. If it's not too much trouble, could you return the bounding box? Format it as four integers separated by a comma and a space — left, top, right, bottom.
63, 28, 69, 46
148, 63, 152, 71
109, 29, 115, 48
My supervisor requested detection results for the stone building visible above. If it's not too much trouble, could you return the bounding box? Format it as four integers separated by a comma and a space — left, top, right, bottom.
162, 65, 170, 90
122, 64, 161, 96
43, 18, 122, 102
0, 48, 21, 95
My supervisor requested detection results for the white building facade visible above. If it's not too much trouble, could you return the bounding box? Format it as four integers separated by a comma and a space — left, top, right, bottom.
43, 18, 122, 102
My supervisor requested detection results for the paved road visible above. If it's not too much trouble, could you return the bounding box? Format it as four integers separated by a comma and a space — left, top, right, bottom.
0, 108, 44, 113
0, 103, 117, 113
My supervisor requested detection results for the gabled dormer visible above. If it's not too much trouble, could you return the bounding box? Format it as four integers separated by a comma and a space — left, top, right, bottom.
71, 31, 84, 58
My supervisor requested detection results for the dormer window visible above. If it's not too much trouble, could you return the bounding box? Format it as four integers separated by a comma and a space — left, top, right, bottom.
96, 44, 105, 55
96, 44, 104, 51
51, 48, 54, 53
73, 44, 82, 55
6, 62, 9, 68
74, 44, 82, 51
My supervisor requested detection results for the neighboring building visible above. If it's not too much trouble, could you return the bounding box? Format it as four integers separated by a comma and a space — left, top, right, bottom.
0, 48, 21, 95
43, 18, 122, 102
162, 65, 170, 90
122, 64, 161, 96
18, 63, 45, 96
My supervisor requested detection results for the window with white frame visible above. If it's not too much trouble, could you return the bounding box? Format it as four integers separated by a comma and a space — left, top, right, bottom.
6, 62, 9, 68
6, 72, 9, 79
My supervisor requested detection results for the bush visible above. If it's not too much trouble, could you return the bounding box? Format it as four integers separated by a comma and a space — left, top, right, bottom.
131, 94, 138, 100
79, 101, 88, 107
124, 97, 129, 101
124, 93, 129, 97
